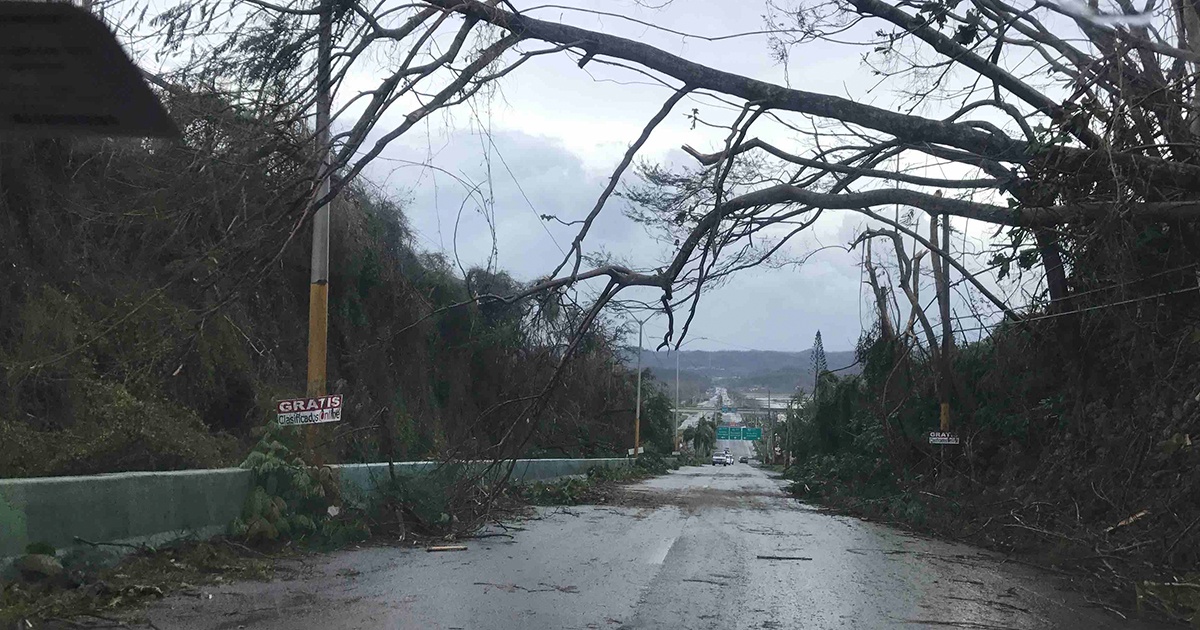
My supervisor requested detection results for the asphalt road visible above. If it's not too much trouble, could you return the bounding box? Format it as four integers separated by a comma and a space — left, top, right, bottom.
142, 465, 1167, 629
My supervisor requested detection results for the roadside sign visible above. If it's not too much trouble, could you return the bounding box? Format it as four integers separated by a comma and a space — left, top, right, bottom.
0, 2, 179, 137
717, 425, 761, 440
277, 394, 343, 426
928, 431, 960, 445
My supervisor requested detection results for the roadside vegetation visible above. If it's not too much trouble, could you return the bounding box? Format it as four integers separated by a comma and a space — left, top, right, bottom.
518, 453, 692, 506
780, 324, 1200, 622
0, 87, 683, 477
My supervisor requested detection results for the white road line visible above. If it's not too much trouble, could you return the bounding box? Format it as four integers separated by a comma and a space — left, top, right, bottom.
647, 536, 678, 565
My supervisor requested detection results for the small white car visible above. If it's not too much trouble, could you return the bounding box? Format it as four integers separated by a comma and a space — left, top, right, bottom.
711, 453, 729, 466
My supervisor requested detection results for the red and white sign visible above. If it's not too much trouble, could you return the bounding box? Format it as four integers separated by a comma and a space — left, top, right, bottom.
276, 395, 343, 426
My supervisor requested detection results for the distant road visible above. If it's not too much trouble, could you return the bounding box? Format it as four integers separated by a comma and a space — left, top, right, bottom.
141, 466, 1162, 629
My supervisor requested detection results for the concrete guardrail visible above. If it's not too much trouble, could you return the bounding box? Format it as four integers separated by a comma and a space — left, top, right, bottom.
0, 457, 634, 576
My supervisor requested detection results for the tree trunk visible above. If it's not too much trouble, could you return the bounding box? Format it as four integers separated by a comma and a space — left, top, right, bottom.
1035, 229, 1070, 306
864, 239, 896, 340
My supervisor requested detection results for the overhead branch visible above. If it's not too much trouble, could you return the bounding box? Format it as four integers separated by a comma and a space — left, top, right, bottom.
849, 0, 1105, 149
419, 0, 1200, 192
715, 184, 1200, 226
682, 139, 1008, 189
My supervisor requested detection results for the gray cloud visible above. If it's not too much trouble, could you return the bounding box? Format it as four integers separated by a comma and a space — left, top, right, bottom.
367, 129, 871, 351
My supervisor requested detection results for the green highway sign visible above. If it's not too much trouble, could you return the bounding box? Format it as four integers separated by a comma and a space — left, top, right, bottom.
716, 425, 763, 441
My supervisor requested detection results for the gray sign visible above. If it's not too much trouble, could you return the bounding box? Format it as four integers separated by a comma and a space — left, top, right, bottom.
928, 431, 960, 445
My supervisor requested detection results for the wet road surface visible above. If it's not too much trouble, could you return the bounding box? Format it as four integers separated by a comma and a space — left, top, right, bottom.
143, 465, 1167, 629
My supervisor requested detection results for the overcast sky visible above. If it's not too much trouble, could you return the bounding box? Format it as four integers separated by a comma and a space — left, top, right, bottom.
341, 0, 1021, 352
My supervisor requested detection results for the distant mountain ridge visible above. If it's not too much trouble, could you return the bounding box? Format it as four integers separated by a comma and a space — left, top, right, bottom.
624, 348, 859, 394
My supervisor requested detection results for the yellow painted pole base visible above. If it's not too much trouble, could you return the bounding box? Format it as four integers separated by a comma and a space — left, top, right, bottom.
305, 282, 329, 464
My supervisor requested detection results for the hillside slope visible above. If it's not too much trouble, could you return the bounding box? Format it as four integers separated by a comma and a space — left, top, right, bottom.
0, 91, 657, 477
634, 348, 858, 394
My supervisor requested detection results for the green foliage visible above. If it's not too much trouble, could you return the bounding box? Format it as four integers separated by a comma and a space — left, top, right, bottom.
24, 542, 55, 556
518, 461, 674, 506
634, 451, 679, 475
375, 466, 470, 533
637, 373, 677, 455
810, 330, 827, 391
692, 416, 717, 455
232, 424, 368, 545
520, 476, 595, 506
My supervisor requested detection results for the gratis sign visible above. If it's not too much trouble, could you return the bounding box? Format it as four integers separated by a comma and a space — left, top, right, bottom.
928, 431, 960, 445
277, 394, 343, 426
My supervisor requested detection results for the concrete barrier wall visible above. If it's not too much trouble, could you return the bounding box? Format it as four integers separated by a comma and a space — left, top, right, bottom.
0, 458, 633, 572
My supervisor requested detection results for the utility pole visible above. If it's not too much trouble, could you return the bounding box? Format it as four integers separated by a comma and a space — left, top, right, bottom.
634, 319, 644, 457
305, 0, 333, 454
674, 350, 681, 452
933, 214, 953, 433
767, 387, 773, 463
784, 400, 793, 468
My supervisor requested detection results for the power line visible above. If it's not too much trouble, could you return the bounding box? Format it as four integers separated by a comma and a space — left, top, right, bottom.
945, 262, 1200, 324
952, 284, 1200, 335
481, 133, 566, 256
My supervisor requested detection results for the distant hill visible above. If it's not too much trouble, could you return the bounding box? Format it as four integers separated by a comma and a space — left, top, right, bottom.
626, 348, 859, 394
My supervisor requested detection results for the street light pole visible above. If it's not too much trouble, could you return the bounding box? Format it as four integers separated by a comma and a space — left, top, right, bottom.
671, 336, 707, 453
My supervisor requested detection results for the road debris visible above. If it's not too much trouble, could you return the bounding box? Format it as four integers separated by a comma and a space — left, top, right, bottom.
471, 582, 580, 594
426, 545, 468, 552
1104, 509, 1150, 533
756, 554, 812, 561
